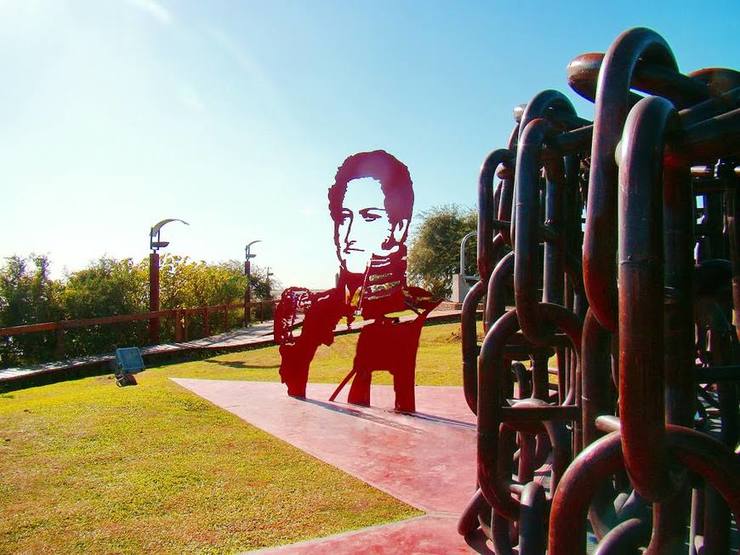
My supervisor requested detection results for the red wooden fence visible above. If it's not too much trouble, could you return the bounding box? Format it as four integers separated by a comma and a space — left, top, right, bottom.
0, 300, 276, 359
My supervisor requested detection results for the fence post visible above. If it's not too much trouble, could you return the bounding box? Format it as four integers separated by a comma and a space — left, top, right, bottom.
54, 323, 65, 359
203, 308, 210, 337
174, 310, 183, 343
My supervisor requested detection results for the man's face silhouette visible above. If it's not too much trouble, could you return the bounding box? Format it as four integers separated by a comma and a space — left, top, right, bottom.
336, 177, 403, 275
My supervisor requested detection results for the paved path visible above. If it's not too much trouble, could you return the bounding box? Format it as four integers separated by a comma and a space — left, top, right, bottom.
173, 379, 488, 554
0, 310, 463, 388
0, 322, 276, 384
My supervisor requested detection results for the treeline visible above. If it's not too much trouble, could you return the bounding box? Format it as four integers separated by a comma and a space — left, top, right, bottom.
0, 254, 275, 368
407, 205, 479, 299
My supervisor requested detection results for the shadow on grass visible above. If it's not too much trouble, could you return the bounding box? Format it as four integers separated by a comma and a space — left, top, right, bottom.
204, 359, 279, 370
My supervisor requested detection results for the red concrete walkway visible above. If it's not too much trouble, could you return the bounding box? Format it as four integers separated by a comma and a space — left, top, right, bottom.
172, 379, 490, 554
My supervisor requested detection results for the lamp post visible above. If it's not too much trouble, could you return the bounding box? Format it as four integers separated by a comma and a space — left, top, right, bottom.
149, 219, 189, 343
265, 267, 274, 297
261, 267, 274, 321
244, 240, 262, 326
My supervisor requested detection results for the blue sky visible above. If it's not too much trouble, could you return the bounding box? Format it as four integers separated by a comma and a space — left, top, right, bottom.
1, 0, 737, 289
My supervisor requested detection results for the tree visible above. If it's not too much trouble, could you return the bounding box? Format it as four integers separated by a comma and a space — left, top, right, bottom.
59, 257, 149, 356
0, 253, 284, 367
249, 265, 279, 301
157, 255, 278, 334
156, 255, 275, 307
407, 205, 478, 299
61, 257, 147, 319
0, 255, 63, 365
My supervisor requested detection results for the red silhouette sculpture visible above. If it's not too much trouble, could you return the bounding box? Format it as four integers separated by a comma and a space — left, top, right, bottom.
274, 151, 439, 412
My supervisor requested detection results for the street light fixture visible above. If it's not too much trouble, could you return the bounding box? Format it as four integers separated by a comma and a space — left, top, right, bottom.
148, 219, 189, 343
150, 218, 189, 252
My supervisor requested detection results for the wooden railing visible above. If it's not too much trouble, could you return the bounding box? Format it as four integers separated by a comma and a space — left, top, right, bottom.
0, 300, 276, 360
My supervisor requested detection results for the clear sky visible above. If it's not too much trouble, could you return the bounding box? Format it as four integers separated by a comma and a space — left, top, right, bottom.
1, 0, 737, 289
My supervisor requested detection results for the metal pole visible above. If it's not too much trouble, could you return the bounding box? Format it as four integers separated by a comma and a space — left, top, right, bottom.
244, 240, 262, 327
149, 251, 160, 344
148, 218, 188, 344
244, 259, 251, 326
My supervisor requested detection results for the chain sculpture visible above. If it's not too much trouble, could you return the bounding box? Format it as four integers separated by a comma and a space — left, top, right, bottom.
275, 150, 439, 412
460, 27, 739, 554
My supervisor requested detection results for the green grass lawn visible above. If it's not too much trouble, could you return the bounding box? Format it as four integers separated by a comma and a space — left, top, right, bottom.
0, 322, 469, 554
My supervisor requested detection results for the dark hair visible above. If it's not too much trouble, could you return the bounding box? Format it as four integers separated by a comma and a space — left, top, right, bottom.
328, 150, 413, 225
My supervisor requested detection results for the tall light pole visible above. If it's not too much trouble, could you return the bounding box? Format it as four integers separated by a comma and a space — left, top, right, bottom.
265, 267, 274, 298
244, 240, 262, 326
149, 219, 189, 343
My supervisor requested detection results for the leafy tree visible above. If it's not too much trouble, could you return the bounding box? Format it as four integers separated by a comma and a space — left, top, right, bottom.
61, 257, 147, 318
158, 255, 249, 308
0, 253, 282, 367
407, 205, 478, 299
157, 255, 276, 336
0, 255, 61, 324
59, 257, 149, 356
0, 255, 62, 365
249, 264, 278, 301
